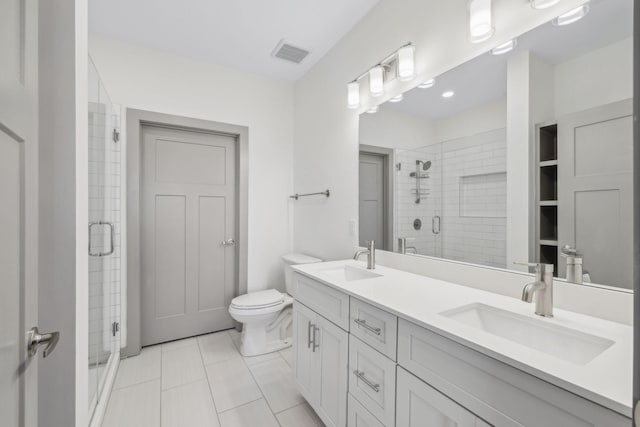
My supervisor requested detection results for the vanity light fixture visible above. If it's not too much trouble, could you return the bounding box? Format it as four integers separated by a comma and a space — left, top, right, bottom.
397, 45, 416, 82
389, 94, 404, 103
369, 66, 385, 97
552, 3, 590, 26
366, 106, 379, 114
347, 81, 360, 109
491, 39, 517, 55
530, 0, 561, 9
468, 0, 495, 43
345, 42, 415, 108
418, 78, 436, 89
442, 90, 455, 98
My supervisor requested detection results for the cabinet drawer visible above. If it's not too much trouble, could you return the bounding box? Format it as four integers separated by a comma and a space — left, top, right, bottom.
350, 298, 397, 361
396, 367, 479, 427
295, 273, 350, 330
349, 335, 396, 427
397, 319, 629, 427
348, 394, 385, 427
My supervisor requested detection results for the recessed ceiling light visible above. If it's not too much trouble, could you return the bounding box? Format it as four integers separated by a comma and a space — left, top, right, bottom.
389, 94, 404, 103
552, 3, 590, 26
491, 39, 517, 55
367, 106, 379, 114
530, 0, 561, 9
442, 90, 455, 99
418, 78, 435, 89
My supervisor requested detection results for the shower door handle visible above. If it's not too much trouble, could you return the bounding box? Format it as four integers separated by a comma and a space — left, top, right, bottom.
89, 221, 115, 257
432, 216, 441, 234
221, 238, 236, 246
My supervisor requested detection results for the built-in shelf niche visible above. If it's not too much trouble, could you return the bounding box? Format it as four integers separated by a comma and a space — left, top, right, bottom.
536, 123, 559, 277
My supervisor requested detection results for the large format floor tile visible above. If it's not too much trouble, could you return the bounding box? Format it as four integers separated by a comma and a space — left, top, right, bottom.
161, 379, 220, 427
198, 331, 240, 365
218, 399, 279, 427
162, 345, 206, 390
276, 402, 325, 427
103, 379, 161, 427
105, 330, 325, 427
205, 357, 263, 412
249, 357, 304, 413
113, 345, 161, 390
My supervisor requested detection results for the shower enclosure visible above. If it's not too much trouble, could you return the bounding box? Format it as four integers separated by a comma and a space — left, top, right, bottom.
395, 128, 507, 268
88, 57, 122, 419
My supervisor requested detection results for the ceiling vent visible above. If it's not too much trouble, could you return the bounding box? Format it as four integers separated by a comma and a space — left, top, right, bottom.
272, 40, 310, 64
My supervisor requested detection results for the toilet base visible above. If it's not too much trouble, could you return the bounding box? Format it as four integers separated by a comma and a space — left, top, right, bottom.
238, 307, 293, 357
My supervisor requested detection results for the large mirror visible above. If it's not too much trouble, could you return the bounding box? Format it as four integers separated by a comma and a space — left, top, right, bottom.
359, 0, 633, 289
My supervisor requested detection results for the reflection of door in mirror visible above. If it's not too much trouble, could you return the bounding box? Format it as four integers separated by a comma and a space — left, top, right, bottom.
557, 99, 633, 289
359, 146, 393, 250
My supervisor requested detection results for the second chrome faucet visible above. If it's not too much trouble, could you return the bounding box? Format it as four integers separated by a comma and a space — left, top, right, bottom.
515, 262, 554, 318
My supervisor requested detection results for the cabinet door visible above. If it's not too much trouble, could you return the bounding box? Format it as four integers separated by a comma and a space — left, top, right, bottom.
314, 314, 349, 427
348, 394, 385, 427
396, 367, 477, 427
293, 301, 317, 402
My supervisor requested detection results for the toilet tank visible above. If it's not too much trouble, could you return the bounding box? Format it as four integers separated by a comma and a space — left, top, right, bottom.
282, 253, 322, 295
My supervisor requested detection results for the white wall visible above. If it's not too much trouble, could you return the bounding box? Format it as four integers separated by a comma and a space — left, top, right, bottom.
292, 0, 586, 261
555, 37, 633, 117
89, 35, 295, 293
434, 98, 506, 143
359, 107, 434, 150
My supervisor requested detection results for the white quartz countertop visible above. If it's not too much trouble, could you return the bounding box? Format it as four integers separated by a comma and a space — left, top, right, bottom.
292, 259, 632, 417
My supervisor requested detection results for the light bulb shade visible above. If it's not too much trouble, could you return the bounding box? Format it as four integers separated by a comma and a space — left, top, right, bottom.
347, 82, 360, 109
530, 0, 561, 9
397, 45, 415, 82
469, 0, 494, 43
553, 4, 590, 26
369, 66, 385, 97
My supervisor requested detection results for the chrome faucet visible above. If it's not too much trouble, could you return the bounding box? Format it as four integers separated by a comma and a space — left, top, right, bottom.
561, 245, 583, 284
515, 262, 554, 317
354, 240, 376, 269
397, 237, 418, 255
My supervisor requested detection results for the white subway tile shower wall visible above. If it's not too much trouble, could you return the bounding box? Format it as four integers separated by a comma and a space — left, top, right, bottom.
395, 128, 507, 268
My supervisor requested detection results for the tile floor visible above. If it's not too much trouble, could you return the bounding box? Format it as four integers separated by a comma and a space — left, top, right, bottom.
102, 329, 325, 427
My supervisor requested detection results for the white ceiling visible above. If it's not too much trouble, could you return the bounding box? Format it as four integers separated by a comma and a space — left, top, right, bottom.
89, 0, 380, 82
389, 0, 633, 120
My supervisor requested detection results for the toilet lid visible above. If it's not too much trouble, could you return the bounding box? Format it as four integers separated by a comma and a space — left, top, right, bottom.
230, 289, 285, 310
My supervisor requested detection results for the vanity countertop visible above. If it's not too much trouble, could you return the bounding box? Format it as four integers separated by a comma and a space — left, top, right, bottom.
292, 259, 632, 417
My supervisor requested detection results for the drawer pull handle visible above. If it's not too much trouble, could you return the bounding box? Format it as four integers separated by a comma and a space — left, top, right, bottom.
353, 370, 380, 393
354, 318, 381, 335
312, 325, 320, 352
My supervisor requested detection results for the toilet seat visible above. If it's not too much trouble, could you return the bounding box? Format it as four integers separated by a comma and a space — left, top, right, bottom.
230, 289, 286, 311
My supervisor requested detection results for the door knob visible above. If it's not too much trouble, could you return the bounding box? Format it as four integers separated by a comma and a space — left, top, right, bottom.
221, 238, 236, 246
27, 326, 60, 358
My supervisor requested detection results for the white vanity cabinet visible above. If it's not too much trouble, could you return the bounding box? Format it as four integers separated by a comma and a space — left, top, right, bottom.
292, 271, 630, 427
293, 299, 349, 427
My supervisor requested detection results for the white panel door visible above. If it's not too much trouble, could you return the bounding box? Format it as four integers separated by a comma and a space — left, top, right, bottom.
314, 314, 349, 427
141, 125, 237, 345
0, 0, 39, 426
359, 152, 386, 249
396, 367, 477, 427
557, 99, 633, 287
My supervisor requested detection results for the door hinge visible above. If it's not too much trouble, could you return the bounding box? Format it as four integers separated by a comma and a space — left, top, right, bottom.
111, 321, 120, 337
112, 128, 120, 143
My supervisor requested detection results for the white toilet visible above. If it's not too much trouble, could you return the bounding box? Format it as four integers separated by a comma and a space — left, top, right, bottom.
228, 253, 322, 357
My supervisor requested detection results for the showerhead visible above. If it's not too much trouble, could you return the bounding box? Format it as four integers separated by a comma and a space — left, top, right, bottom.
422, 160, 432, 171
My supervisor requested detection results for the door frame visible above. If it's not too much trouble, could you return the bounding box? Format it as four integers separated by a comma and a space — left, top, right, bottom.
359, 144, 394, 251
125, 108, 248, 356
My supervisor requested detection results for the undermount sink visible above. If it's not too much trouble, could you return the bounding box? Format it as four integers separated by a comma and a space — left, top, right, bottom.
319, 265, 382, 282
440, 303, 614, 365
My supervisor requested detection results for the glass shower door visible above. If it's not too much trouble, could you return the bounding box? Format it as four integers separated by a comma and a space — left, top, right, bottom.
88, 57, 121, 416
